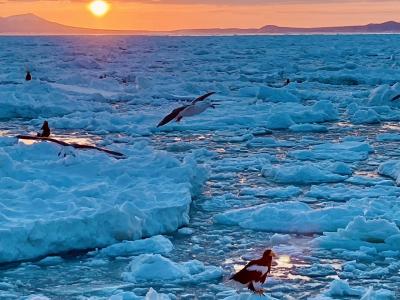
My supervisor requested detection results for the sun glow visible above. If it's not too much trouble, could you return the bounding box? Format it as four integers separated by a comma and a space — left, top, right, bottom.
88, 0, 110, 17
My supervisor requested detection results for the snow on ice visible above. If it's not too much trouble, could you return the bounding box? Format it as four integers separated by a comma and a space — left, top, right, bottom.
0, 138, 206, 263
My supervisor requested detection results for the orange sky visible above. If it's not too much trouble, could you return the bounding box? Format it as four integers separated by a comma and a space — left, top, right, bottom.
1, 0, 400, 30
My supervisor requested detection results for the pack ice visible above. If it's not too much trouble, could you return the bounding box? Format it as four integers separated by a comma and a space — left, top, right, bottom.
0, 138, 206, 263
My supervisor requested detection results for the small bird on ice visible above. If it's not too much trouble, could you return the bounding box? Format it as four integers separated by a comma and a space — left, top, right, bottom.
25, 71, 32, 81
25, 66, 32, 81
230, 249, 277, 295
157, 92, 216, 127
37, 121, 51, 137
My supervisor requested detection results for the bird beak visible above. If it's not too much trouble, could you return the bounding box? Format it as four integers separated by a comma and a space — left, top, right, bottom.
270, 251, 277, 257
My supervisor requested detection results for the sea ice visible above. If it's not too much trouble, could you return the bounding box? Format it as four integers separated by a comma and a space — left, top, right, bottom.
0, 139, 206, 263
290, 141, 372, 162
376, 133, 400, 142
350, 109, 381, 124
92, 235, 173, 258
121, 254, 222, 284
314, 216, 400, 251
240, 186, 302, 199
109, 288, 173, 300
325, 279, 364, 297
292, 263, 337, 277
214, 201, 363, 233
368, 83, 400, 106
378, 160, 400, 185
360, 287, 396, 300
262, 163, 348, 184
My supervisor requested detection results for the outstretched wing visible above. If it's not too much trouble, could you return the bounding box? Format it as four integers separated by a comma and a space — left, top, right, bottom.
157, 106, 188, 127
191, 92, 216, 104
391, 94, 400, 101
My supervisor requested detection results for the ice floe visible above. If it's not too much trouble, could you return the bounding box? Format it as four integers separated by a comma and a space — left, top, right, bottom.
290, 141, 372, 162
314, 216, 400, 252
325, 279, 364, 297
121, 254, 222, 283
214, 201, 362, 233
368, 83, 400, 106
109, 288, 173, 300
91, 235, 173, 258
0, 138, 206, 263
378, 160, 400, 185
262, 163, 349, 184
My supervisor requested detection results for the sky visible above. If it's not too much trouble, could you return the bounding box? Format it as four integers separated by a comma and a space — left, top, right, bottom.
0, 0, 400, 31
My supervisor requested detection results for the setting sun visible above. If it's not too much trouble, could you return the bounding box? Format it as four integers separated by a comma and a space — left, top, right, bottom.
88, 0, 110, 17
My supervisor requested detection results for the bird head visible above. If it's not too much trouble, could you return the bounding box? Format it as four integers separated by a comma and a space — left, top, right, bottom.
263, 249, 277, 259
41, 121, 49, 130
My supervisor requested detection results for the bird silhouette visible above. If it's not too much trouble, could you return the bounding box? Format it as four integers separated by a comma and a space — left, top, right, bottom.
25, 71, 32, 81
37, 121, 51, 137
157, 92, 216, 127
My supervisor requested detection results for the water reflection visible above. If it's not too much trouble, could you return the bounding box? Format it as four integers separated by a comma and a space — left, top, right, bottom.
276, 255, 292, 269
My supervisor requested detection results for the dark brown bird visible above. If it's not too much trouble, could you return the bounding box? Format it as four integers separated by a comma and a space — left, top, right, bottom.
230, 249, 277, 295
157, 92, 216, 127
26, 71, 32, 81
37, 121, 51, 137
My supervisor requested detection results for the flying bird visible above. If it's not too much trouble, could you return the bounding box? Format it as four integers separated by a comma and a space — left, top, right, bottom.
230, 249, 277, 295
157, 92, 216, 127
37, 121, 51, 137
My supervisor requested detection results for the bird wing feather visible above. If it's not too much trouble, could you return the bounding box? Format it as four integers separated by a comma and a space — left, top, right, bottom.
391, 94, 400, 101
191, 92, 216, 104
157, 106, 188, 127
230, 261, 265, 284
231, 268, 263, 284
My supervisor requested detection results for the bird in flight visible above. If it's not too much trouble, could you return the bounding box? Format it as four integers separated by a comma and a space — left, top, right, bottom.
157, 92, 216, 127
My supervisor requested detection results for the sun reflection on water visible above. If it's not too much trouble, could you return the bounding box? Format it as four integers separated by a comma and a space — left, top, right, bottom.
277, 255, 292, 268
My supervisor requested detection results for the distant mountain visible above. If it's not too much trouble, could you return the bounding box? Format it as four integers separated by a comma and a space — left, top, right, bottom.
1, 14, 400, 35
258, 21, 400, 34
0, 14, 148, 35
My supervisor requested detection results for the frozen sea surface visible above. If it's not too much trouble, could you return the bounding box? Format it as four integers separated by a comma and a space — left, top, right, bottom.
1, 35, 400, 299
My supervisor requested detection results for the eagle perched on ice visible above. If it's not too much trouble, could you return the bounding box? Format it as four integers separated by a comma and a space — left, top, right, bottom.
230, 249, 276, 295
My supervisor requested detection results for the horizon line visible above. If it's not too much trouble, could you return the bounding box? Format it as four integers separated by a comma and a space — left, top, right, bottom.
1, 13, 400, 33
